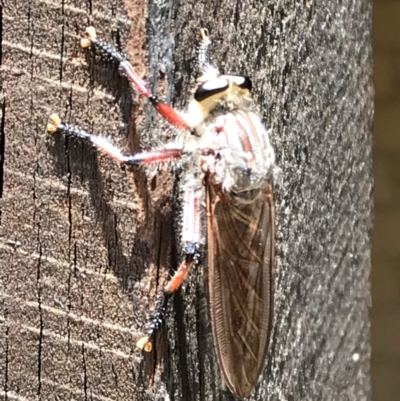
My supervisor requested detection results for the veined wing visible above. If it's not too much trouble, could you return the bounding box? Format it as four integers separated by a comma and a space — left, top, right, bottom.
206, 183, 275, 399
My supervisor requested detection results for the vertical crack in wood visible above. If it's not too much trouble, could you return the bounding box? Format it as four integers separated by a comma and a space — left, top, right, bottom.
36, 233, 43, 396
0, 97, 5, 225
0, 4, 4, 225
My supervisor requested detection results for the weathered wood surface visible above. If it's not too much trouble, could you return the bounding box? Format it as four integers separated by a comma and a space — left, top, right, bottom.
0, 0, 373, 400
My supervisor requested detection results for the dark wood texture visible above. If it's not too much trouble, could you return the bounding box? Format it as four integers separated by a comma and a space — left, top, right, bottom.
0, 0, 373, 400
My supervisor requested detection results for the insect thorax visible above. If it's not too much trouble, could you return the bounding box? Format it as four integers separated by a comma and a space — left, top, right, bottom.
196, 111, 274, 194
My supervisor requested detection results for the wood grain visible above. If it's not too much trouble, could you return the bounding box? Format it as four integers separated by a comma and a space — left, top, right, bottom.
0, 0, 373, 400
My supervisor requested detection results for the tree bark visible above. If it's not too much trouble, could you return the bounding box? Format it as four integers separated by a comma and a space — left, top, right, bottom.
0, 0, 373, 400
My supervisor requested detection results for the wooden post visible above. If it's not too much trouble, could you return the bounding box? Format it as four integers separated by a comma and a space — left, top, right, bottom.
0, 0, 373, 400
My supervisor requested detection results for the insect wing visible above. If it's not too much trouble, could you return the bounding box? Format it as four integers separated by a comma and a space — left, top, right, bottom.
206, 183, 275, 399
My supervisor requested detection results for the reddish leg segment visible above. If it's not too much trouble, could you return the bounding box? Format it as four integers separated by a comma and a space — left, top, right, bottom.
47, 115, 182, 166
81, 27, 190, 131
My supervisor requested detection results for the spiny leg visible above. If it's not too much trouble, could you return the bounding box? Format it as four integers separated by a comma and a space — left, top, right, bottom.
81, 27, 190, 131
137, 187, 202, 352
198, 28, 219, 75
47, 114, 183, 166
136, 251, 195, 352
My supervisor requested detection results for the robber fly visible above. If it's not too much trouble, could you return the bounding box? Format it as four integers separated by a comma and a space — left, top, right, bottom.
47, 27, 276, 399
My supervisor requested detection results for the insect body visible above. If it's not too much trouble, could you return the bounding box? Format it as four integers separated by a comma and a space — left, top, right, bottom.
48, 27, 276, 399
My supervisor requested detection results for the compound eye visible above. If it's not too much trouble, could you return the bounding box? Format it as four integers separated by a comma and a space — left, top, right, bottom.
194, 77, 229, 102
232, 75, 252, 92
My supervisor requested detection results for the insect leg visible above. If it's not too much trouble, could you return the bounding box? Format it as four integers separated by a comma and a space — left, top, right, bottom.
198, 28, 219, 75
47, 114, 182, 166
81, 27, 190, 131
137, 186, 202, 352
